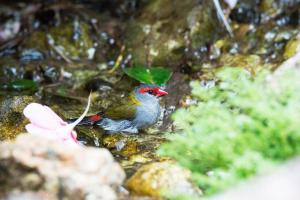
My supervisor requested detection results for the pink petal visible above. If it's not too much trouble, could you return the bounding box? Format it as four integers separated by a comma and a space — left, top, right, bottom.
25, 124, 59, 138
24, 93, 91, 145
26, 124, 77, 144
24, 103, 65, 129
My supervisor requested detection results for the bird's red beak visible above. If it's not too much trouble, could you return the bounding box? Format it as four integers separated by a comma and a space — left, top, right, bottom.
156, 89, 168, 97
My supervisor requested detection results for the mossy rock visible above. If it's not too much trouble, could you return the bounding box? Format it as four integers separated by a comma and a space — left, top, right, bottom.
283, 36, 300, 59
0, 96, 35, 140
24, 21, 93, 60
124, 0, 220, 66
102, 134, 139, 157
126, 161, 201, 198
219, 53, 262, 74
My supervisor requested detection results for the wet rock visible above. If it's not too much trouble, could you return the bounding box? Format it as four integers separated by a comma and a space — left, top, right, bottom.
40, 64, 60, 83
75, 126, 103, 147
187, 2, 221, 48
283, 35, 300, 59
103, 134, 138, 157
179, 63, 193, 74
229, 1, 261, 24
24, 21, 94, 60
126, 161, 201, 198
0, 57, 22, 82
20, 49, 44, 62
103, 0, 150, 18
85, 78, 113, 92
0, 57, 60, 84
0, 134, 125, 200
0, 95, 35, 140
275, 11, 298, 26
71, 69, 100, 89
219, 53, 262, 74
124, 0, 220, 66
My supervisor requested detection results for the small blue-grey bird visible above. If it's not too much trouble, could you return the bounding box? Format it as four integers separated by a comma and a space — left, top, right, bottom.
71, 84, 168, 134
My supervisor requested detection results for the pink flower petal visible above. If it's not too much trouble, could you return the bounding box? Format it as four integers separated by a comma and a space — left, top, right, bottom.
55, 93, 92, 138
24, 103, 65, 130
23, 93, 92, 145
25, 124, 59, 138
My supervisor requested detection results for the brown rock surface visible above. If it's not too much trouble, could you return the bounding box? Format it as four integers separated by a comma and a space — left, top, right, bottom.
0, 134, 125, 200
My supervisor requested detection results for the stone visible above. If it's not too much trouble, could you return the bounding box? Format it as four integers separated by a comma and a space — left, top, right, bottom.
283, 35, 300, 59
23, 21, 93, 60
126, 161, 201, 198
0, 134, 125, 200
0, 96, 35, 140
123, 0, 220, 66
102, 134, 139, 157
219, 53, 262, 74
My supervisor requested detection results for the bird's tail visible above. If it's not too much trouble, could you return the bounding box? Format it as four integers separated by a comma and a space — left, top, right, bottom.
67, 112, 103, 125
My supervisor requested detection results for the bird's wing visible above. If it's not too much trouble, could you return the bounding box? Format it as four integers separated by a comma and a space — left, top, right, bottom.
104, 93, 140, 120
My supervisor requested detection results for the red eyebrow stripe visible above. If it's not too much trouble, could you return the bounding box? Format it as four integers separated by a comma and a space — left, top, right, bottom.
89, 114, 102, 122
139, 87, 150, 93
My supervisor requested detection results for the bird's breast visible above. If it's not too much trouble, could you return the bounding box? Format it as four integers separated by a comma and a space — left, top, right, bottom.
134, 101, 160, 129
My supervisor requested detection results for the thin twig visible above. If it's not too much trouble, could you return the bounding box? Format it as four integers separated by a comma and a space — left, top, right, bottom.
47, 34, 73, 63
108, 45, 126, 73
213, 0, 234, 38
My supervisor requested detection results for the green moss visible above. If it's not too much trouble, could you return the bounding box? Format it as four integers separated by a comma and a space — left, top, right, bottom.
24, 31, 48, 50
0, 95, 35, 140
158, 67, 300, 198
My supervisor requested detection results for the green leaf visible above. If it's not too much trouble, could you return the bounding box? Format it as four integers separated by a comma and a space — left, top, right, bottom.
124, 67, 152, 84
124, 66, 172, 85
0, 79, 38, 91
150, 67, 173, 85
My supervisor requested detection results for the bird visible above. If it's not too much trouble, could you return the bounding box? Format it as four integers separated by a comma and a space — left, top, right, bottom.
69, 84, 168, 134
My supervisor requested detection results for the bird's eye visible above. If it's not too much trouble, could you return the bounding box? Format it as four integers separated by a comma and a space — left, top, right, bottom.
147, 90, 154, 95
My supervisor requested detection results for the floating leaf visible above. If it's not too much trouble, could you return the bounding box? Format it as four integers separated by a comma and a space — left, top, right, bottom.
124, 66, 172, 85
0, 79, 38, 91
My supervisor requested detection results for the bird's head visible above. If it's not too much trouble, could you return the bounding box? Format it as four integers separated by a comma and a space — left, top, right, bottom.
134, 84, 168, 101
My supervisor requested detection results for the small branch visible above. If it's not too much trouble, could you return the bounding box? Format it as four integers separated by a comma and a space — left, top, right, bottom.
213, 0, 234, 38
46, 34, 73, 64
108, 45, 126, 73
